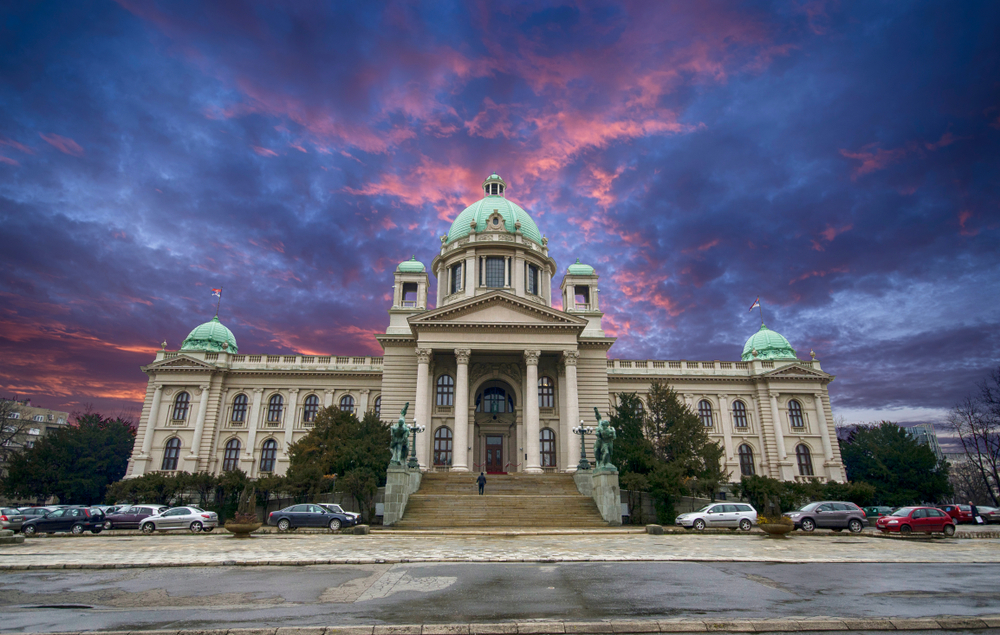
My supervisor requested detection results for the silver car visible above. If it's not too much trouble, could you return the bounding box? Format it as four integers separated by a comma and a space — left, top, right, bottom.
675, 503, 758, 531
140, 506, 218, 534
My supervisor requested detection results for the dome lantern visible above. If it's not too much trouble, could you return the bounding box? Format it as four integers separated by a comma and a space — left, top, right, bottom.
482, 172, 506, 197
445, 174, 543, 246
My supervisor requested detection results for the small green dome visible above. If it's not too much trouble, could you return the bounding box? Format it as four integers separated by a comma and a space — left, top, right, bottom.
742, 324, 796, 361
396, 256, 426, 273
181, 316, 238, 354
567, 259, 595, 275
445, 174, 544, 246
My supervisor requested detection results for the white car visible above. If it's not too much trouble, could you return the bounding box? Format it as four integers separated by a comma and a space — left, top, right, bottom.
140, 506, 219, 533
675, 503, 757, 531
320, 503, 360, 522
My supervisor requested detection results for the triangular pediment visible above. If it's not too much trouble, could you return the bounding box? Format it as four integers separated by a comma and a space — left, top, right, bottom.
763, 363, 832, 381
143, 354, 218, 372
409, 291, 587, 329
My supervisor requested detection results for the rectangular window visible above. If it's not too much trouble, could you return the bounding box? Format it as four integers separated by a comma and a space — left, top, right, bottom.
527, 264, 539, 295
484, 257, 505, 288
450, 263, 463, 294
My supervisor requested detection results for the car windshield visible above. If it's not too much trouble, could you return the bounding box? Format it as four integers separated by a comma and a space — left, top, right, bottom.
694, 505, 713, 513
798, 503, 821, 512
894, 507, 916, 516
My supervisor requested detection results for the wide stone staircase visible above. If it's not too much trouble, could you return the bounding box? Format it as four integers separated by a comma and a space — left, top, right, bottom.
393, 472, 608, 529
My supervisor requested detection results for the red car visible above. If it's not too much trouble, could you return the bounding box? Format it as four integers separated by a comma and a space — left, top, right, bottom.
876, 506, 956, 536
939, 504, 973, 523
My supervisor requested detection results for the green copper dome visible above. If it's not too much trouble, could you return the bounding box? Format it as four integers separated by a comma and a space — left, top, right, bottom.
181, 316, 238, 354
396, 256, 426, 273
741, 324, 796, 361
445, 174, 544, 246
567, 259, 595, 275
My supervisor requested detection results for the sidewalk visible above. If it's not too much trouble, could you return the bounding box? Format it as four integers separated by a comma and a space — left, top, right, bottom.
4, 531, 999, 569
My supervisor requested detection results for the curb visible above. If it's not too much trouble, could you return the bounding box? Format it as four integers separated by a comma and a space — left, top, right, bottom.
5, 615, 1000, 634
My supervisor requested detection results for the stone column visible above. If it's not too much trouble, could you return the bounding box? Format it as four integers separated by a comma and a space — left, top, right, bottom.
358, 388, 370, 415
814, 392, 834, 463
769, 392, 787, 461
414, 348, 432, 469
563, 351, 580, 472
188, 384, 210, 462
557, 360, 569, 471
718, 394, 735, 465
140, 385, 164, 457
284, 388, 299, 454
464, 254, 475, 297
245, 388, 264, 461
504, 256, 511, 287
524, 350, 542, 473
436, 265, 444, 305
453, 349, 471, 471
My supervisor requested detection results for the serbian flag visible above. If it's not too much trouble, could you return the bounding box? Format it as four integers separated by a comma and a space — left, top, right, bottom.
749, 296, 760, 312
212, 288, 222, 297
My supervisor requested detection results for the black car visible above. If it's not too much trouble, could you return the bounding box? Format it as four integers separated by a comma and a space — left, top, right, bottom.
267, 503, 357, 531
22, 507, 105, 535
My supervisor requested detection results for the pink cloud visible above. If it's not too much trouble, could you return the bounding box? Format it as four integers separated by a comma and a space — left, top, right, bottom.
958, 210, 978, 236
840, 144, 910, 178
0, 137, 34, 154
39, 133, 84, 157
0, 156, 19, 166
252, 146, 279, 157
789, 265, 849, 284
289, 143, 308, 153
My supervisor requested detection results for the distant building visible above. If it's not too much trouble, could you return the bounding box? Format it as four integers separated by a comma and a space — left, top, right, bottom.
906, 423, 944, 462
0, 397, 70, 482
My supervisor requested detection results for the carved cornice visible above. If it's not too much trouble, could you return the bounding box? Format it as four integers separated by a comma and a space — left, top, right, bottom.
409, 290, 587, 327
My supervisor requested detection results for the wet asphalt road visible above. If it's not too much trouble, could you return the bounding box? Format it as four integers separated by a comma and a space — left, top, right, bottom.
1, 562, 998, 633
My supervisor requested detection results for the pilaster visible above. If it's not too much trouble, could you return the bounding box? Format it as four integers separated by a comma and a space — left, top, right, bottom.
524, 349, 542, 473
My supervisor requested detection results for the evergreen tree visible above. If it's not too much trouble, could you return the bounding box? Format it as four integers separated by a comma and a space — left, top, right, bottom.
2, 412, 135, 504
839, 421, 951, 506
645, 381, 725, 496
609, 392, 656, 475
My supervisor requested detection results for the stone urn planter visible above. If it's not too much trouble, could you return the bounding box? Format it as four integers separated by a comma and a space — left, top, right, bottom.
224, 521, 262, 538
758, 520, 794, 538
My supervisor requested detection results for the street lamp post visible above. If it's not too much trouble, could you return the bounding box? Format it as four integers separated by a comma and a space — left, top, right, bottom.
572, 420, 594, 471
407, 422, 426, 469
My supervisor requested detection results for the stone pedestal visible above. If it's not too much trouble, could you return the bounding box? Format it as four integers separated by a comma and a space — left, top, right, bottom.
573, 469, 594, 497
0, 529, 24, 546
573, 468, 622, 526
383, 464, 422, 526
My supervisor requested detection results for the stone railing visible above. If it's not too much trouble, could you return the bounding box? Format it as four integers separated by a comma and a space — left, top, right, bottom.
154, 350, 383, 372
606, 358, 817, 376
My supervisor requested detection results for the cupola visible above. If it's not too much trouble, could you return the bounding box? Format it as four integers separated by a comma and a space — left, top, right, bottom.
482, 172, 506, 197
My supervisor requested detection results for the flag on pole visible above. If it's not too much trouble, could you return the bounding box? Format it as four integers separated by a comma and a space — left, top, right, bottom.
212, 288, 222, 297
749, 296, 760, 312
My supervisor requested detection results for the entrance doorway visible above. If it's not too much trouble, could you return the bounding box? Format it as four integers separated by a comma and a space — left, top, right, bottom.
485, 435, 504, 473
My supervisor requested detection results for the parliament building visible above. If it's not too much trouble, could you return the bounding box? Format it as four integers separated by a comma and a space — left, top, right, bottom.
125, 173, 847, 484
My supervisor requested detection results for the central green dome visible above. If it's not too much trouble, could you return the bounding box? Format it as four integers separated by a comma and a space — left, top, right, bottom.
741, 324, 796, 361
445, 174, 544, 246
181, 316, 238, 354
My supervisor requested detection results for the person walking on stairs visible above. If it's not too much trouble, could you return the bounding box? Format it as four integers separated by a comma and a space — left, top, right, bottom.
477, 472, 487, 495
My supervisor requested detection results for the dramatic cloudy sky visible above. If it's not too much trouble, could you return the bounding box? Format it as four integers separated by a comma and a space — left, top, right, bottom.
1, 1, 998, 433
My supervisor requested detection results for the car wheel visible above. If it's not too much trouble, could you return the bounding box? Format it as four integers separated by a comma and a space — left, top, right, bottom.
693, 519, 706, 531
849, 519, 863, 534
141, 523, 155, 534
739, 518, 752, 532
189, 521, 203, 533
71, 524, 85, 535
104, 521, 113, 530
943, 524, 956, 537
801, 518, 816, 532
23, 525, 36, 536
899, 524, 912, 535
277, 519, 291, 532
329, 519, 342, 531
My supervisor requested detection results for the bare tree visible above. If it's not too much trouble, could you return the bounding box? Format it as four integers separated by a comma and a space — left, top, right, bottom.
949, 461, 994, 505
0, 399, 34, 474
946, 367, 1000, 506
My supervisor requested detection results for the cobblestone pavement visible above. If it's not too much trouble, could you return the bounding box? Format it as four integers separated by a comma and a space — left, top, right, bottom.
3, 531, 999, 568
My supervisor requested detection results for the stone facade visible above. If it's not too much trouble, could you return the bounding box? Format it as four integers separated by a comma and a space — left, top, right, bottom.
126, 174, 846, 484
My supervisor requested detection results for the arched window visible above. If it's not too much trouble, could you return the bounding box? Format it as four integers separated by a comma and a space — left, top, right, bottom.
796, 444, 814, 476
223, 439, 241, 471
636, 399, 644, 415
436, 375, 454, 406
540, 428, 556, 467
374, 396, 381, 418
267, 394, 284, 423
538, 377, 555, 408
788, 399, 805, 428
231, 394, 248, 423
161, 437, 181, 471
340, 395, 355, 412
476, 384, 514, 413
303, 394, 320, 423
738, 444, 755, 476
172, 392, 190, 421
732, 400, 748, 428
433, 426, 453, 466
260, 439, 278, 473
698, 400, 714, 427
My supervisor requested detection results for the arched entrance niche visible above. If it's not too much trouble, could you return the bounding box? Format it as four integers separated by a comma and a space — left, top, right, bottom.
470, 377, 520, 473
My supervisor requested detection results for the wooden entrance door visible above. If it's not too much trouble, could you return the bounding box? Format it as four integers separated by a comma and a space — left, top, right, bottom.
485, 435, 504, 473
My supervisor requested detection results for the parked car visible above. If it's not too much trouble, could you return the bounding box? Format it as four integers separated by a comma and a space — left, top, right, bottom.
0, 507, 26, 533
982, 508, 1000, 524
21, 507, 105, 535
863, 506, 896, 521
675, 503, 757, 531
319, 503, 360, 523
268, 503, 358, 531
18, 506, 58, 519
939, 504, 973, 524
140, 507, 218, 534
876, 506, 956, 535
104, 504, 169, 530
784, 501, 868, 533
973, 506, 996, 524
